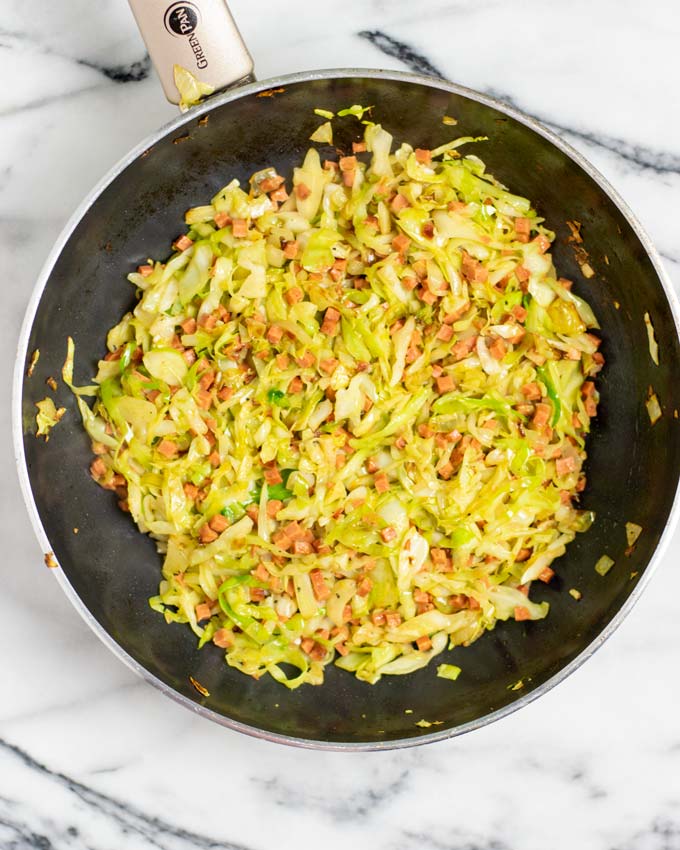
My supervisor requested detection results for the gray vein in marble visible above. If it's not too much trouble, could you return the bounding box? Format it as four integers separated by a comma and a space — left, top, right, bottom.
0, 30, 150, 83
0, 811, 63, 850
0, 85, 110, 119
76, 54, 151, 83
0, 32, 150, 118
394, 830, 511, 850
358, 30, 445, 79
485, 86, 680, 177
253, 765, 411, 820
613, 817, 680, 850
359, 30, 680, 176
0, 737, 253, 850
660, 251, 680, 270
394, 820, 680, 850
523, 754, 608, 801
0, 29, 151, 83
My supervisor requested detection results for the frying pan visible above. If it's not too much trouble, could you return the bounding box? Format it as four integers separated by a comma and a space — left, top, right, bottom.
13, 1, 680, 750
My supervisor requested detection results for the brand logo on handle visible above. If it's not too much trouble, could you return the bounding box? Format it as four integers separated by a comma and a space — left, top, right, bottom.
163, 1, 208, 69
164, 2, 200, 37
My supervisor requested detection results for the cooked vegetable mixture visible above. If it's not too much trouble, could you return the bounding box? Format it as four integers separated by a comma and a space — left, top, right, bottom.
68, 109, 604, 688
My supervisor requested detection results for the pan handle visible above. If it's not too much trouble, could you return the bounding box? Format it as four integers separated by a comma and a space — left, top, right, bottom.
127, 0, 254, 105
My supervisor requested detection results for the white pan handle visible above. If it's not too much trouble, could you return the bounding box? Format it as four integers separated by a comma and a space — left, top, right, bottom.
127, 0, 254, 105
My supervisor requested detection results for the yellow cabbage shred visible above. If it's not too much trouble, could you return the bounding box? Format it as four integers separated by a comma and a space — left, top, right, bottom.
35, 397, 65, 440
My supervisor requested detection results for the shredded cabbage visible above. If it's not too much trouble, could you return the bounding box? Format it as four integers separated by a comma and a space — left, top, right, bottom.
35, 397, 65, 439
173, 64, 215, 112
646, 388, 661, 425
437, 663, 462, 681
595, 555, 614, 576
625, 522, 642, 549
69, 107, 603, 688
644, 313, 659, 366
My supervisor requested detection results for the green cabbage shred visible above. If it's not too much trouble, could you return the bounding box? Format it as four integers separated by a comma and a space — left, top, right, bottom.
437, 663, 462, 681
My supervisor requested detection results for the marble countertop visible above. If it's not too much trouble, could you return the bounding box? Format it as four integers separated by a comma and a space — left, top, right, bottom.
3, 1, 680, 847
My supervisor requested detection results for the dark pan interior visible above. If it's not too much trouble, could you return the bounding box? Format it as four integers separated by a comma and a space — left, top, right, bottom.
20, 76, 680, 744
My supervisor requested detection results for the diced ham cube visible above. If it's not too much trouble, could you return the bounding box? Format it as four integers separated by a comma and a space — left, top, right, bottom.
266, 325, 284, 344
263, 466, 283, 485
266, 499, 283, 518
374, 472, 389, 493
183, 482, 199, 500
213, 628, 234, 648
381, 526, 397, 543
339, 156, 357, 171
198, 524, 218, 544
392, 234, 410, 253
532, 403, 552, 429
199, 370, 215, 390
437, 462, 454, 480
556, 456, 577, 476
173, 235, 193, 251
277, 238, 300, 262
214, 211, 231, 228
208, 514, 229, 533
436, 374, 455, 393
488, 337, 506, 360
285, 285, 303, 303
521, 382, 542, 400
452, 336, 477, 360
195, 603, 212, 622
357, 576, 373, 597
296, 351, 316, 368
309, 569, 331, 601
195, 388, 212, 409
157, 439, 178, 458
252, 562, 270, 582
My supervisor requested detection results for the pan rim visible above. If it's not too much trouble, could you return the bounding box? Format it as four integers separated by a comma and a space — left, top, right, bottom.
13, 67, 680, 751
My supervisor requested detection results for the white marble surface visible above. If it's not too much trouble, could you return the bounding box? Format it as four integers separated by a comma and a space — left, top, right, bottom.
3, 1, 680, 847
